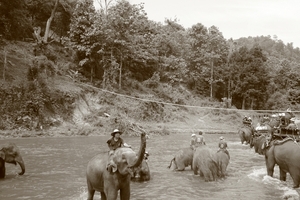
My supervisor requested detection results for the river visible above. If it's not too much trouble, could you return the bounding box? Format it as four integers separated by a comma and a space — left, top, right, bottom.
0, 133, 299, 200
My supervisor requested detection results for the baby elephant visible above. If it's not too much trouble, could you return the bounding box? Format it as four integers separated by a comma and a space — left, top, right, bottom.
168, 147, 194, 171
132, 152, 150, 181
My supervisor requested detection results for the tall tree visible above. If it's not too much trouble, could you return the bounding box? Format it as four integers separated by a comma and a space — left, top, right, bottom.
229, 45, 268, 109
206, 26, 229, 99
69, 0, 97, 82
43, 0, 59, 43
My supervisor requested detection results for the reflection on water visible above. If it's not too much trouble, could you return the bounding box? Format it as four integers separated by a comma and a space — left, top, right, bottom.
0, 133, 299, 200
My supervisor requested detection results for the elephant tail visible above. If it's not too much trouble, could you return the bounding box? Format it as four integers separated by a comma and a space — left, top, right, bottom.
167, 157, 175, 169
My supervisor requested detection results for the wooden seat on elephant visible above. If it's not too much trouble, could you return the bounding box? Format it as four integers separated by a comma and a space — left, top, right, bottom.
273, 127, 300, 142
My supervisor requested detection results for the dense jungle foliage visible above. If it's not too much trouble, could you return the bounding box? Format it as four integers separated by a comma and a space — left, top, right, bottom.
0, 0, 300, 133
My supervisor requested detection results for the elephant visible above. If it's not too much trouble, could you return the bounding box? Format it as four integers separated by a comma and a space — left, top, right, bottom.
263, 138, 300, 188
192, 145, 218, 182
167, 147, 194, 171
214, 149, 230, 178
86, 132, 146, 200
238, 126, 253, 144
250, 134, 267, 155
131, 152, 150, 181
0, 142, 25, 178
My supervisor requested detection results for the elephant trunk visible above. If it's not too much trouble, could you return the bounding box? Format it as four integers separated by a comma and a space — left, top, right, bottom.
129, 132, 146, 168
16, 157, 25, 175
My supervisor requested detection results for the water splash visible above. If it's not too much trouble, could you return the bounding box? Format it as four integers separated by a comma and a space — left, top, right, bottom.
248, 168, 266, 181
248, 168, 299, 200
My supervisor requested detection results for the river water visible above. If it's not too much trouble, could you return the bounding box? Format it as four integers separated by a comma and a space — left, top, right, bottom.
0, 133, 299, 200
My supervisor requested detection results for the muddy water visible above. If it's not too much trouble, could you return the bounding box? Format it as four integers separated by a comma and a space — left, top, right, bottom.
0, 133, 299, 200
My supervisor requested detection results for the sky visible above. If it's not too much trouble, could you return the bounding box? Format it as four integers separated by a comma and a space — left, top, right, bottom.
94, 0, 300, 48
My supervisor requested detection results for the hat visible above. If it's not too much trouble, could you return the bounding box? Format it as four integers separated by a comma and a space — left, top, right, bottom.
111, 129, 122, 136
220, 136, 224, 140
191, 133, 196, 137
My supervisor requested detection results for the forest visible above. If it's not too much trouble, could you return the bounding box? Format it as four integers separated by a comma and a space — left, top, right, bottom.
0, 0, 300, 132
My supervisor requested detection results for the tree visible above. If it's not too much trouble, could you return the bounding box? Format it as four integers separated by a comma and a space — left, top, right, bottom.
0, 0, 32, 39
206, 26, 229, 99
229, 45, 268, 109
69, 0, 97, 82
186, 24, 229, 98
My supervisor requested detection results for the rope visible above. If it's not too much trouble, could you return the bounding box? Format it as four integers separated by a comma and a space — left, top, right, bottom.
73, 81, 299, 114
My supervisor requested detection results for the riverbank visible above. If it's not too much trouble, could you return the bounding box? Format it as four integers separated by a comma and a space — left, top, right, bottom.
0, 120, 239, 139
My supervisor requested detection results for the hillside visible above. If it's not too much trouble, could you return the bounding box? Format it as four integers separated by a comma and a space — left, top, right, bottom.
0, 40, 253, 138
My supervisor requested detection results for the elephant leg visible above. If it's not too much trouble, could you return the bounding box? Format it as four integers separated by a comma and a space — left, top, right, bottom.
292, 176, 300, 188
279, 167, 287, 181
120, 186, 130, 200
288, 168, 300, 188
86, 180, 95, 200
100, 192, 106, 200
266, 157, 275, 177
86, 189, 95, 200
0, 166, 5, 178
176, 162, 185, 171
193, 165, 198, 175
254, 145, 258, 153
105, 189, 118, 200
204, 173, 210, 182
199, 170, 204, 177
0, 158, 5, 178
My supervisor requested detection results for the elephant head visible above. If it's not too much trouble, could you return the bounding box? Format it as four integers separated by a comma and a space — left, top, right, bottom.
0, 143, 25, 176
107, 132, 146, 176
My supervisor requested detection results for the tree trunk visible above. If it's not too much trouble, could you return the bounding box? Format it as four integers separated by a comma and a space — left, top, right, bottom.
210, 59, 214, 99
242, 96, 246, 110
250, 98, 254, 110
3, 48, 7, 81
43, 0, 59, 43
118, 54, 122, 90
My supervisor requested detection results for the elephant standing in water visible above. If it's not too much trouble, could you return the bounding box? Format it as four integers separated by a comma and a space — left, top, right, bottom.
86, 133, 146, 200
250, 134, 267, 155
193, 145, 218, 181
0, 143, 25, 178
168, 147, 194, 171
263, 138, 300, 188
214, 149, 230, 178
131, 152, 150, 181
238, 126, 253, 145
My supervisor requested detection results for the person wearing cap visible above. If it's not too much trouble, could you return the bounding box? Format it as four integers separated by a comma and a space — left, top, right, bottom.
218, 136, 230, 158
190, 133, 197, 150
195, 131, 206, 148
285, 108, 295, 125
286, 118, 297, 130
107, 129, 130, 155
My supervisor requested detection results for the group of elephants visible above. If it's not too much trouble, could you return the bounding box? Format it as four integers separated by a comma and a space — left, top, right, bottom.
0, 134, 150, 200
2, 122, 300, 200
168, 145, 230, 181
238, 120, 300, 189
